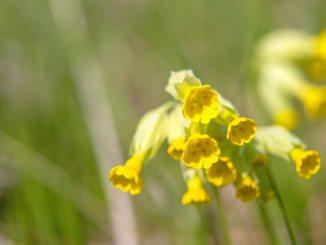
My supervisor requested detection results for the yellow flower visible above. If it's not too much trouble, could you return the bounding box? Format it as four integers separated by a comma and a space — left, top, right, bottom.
235, 175, 260, 202
181, 176, 211, 205
206, 157, 237, 187
182, 133, 220, 169
309, 59, 326, 81
183, 85, 220, 124
167, 138, 186, 160
274, 108, 299, 130
109, 154, 144, 195
290, 148, 321, 180
226, 117, 256, 145
314, 29, 326, 61
251, 154, 268, 168
301, 87, 326, 118
261, 190, 275, 202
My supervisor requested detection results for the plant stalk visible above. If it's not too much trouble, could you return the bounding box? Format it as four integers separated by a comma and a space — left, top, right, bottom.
266, 167, 297, 245
213, 188, 232, 245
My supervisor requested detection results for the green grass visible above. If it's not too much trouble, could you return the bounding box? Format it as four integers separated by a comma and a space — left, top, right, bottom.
0, 0, 325, 244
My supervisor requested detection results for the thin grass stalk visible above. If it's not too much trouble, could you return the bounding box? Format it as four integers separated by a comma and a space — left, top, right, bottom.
48, 0, 138, 244
266, 167, 297, 245
0, 131, 108, 234
256, 201, 278, 245
213, 188, 232, 245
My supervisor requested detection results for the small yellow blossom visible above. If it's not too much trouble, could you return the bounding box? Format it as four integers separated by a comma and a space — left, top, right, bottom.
206, 157, 237, 187
301, 87, 326, 118
167, 138, 186, 160
183, 85, 220, 124
235, 175, 260, 202
274, 108, 299, 130
227, 117, 256, 146
251, 154, 268, 168
261, 190, 275, 202
314, 29, 326, 61
290, 148, 321, 179
181, 176, 211, 205
182, 133, 220, 169
309, 59, 326, 81
109, 154, 144, 195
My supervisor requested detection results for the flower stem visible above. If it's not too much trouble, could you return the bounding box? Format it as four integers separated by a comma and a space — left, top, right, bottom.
212, 188, 232, 245
256, 201, 278, 245
197, 207, 208, 244
266, 167, 297, 245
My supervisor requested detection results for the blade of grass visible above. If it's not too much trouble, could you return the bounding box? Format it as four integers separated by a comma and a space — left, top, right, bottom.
266, 166, 297, 245
212, 188, 232, 245
49, 0, 139, 243
256, 201, 278, 245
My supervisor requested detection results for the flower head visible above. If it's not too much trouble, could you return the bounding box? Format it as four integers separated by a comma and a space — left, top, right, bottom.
167, 138, 186, 160
301, 87, 326, 118
181, 176, 211, 205
261, 190, 275, 202
227, 117, 256, 145
183, 85, 220, 124
182, 133, 220, 169
206, 157, 237, 187
235, 175, 260, 202
290, 148, 321, 179
109, 154, 144, 195
314, 29, 326, 62
274, 108, 299, 130
251, 154, 268, 168
309, 59, 326, 81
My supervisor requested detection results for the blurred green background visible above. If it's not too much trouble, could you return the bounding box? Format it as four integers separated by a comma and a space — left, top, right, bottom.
0, 0, 325, 244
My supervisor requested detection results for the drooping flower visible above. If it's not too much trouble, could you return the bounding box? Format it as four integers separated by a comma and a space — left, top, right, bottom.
251, 154, 268, 168
261, 190, 275, 202
310, 30, 326, 81
183, 85, 220, 124
167, 138, 186, 160
206, 157, 237, 187
109, 153, 144, 195
314, 29, 326, 62
274, 108, 299, 130
235, 175, 260, 202
301, 87, 326, 118
181, 176, 211, 205
226, 117, 256, 146
182, 133, 220, 169
290, 148, 321, 179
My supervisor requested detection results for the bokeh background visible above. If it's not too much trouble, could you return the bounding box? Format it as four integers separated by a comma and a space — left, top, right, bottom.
0, 0, 325, 244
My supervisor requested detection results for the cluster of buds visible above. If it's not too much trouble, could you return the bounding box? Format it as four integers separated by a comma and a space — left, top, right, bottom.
255, 29, 326, 129
108, 70, 321, 205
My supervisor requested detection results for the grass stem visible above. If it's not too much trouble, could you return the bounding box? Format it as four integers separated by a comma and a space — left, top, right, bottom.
212, 188, 232, 245
256, 201, 278, 245
266, 167, 297, 245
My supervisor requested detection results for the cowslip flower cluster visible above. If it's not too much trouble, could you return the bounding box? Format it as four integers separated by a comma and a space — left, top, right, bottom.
255, 29, 326, 129
108, 70, 321, 205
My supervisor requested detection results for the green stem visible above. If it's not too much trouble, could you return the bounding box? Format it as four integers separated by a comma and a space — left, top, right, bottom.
212, 188, 232, 245
197, 207, 208, 245
256, 201, 278, 245
266, 167, 297, 245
